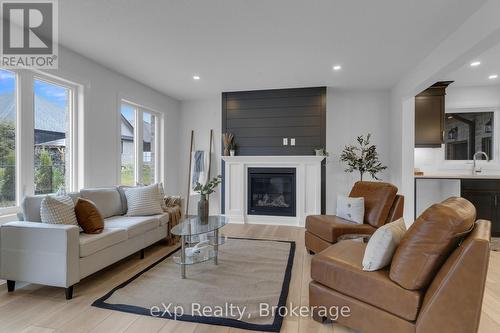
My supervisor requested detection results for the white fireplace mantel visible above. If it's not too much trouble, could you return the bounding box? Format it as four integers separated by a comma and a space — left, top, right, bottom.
221, 155, 325, 226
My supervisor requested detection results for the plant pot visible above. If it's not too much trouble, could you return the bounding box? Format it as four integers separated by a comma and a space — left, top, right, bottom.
230, 150, 235, 156
197, 195, 209, 223
315, 149, 323, 156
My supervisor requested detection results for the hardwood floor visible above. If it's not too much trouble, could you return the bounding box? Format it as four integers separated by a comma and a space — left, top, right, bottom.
0, 223, 498, 333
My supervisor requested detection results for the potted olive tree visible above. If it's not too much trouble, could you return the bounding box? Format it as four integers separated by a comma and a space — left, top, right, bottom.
339, 134, 387, 181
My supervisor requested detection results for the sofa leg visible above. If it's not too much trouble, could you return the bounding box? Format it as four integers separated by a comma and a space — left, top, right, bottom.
140, 249, 145, 259
65, 286, 74, 300
7, 280, 15, 292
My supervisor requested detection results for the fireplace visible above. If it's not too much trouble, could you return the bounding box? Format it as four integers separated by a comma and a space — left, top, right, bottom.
247, 167, 296, 217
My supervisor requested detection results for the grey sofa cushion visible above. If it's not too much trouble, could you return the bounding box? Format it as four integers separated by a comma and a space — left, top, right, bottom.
117, 185, 132, 215
21, 192, 80, 222
80, 187, 123, 219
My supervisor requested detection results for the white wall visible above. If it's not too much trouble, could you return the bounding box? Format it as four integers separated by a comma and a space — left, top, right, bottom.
178, 89, 391, 216
325, 90, 391, 214
178, 97, 222, 215
46, 46, 181, 195
446, 85, 500, 109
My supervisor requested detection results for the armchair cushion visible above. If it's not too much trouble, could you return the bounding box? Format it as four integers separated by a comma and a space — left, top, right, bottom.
311, 240, 422, 321
390, 197, 476, 290
305, 215, 376, 243
349, 181, 398, 228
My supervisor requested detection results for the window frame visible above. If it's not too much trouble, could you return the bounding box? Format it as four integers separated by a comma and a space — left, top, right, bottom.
0, 69, 81, 216
428, 107, 500, 170
32, 75, 79, 194
118, 99, 162, 186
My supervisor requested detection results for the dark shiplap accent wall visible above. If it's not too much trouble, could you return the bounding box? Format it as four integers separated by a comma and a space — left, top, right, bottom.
221, 87, 326, 213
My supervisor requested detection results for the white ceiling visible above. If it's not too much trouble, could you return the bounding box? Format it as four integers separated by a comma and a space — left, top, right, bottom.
58, 0, 486, 100
444, 42, 500, 87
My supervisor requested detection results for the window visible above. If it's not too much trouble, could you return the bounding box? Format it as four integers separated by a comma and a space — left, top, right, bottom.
445, 112, 494, 160
0, 69, 17, 208
0, 70, 80, 215
142, 111, 156, 185
120, 101, 160, 186
33, 79, 72, 194
121, 103, 136, 185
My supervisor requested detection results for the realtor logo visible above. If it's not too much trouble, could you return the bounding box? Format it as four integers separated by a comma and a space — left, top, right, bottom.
1, 0, 58, 68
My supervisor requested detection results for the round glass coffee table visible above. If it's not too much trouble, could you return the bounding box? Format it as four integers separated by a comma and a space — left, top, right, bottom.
170, 215, 227, 278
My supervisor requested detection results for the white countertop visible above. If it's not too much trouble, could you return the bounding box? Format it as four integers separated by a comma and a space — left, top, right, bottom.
415, 173, 500, 179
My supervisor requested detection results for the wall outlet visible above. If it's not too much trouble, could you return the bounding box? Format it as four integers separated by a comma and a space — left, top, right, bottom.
283, 138, 288, 145
290, 138, 296, 146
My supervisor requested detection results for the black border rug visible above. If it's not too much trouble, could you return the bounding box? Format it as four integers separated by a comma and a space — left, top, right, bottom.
92, 237, 295, 332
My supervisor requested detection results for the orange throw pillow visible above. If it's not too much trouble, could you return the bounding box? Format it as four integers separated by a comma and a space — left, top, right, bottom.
75, 198, 104, 234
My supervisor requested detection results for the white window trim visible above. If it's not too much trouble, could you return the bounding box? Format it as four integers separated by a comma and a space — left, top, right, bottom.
0, 69, 82, 217
118, 98, 163, 186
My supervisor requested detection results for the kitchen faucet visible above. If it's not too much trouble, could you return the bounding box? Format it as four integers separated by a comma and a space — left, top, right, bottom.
473, 151, 489, 174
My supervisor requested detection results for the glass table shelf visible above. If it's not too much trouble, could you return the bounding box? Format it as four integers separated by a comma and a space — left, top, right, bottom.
170, 215, 228, 278
173, 247, 217, 265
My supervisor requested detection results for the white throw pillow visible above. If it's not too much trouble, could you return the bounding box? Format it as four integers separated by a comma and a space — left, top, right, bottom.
40, 195, 78, 225
362, 218, 407, 271
124, 184, 163, 216
336, 195, 364, 224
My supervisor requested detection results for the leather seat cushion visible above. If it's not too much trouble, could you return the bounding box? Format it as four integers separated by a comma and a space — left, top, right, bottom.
311, 240, 422, 321
306, 215, 376, 243
349, 181, 398, 228
104, 216, 160, 238
390, 197, 476, 290
79, 228, 128, 257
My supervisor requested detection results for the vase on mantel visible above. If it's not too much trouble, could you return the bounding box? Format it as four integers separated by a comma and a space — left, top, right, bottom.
197, 194, 209, 223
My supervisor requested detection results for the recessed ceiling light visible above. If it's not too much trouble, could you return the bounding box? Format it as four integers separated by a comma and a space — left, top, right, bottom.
489, 74, 498, 80
333, 65, 342, 71
193, 75, 200, 80
470, 61, 481, 67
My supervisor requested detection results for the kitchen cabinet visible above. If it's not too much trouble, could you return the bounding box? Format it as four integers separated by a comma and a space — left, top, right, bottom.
415, 81, 453, 148
461, 179, 500, 236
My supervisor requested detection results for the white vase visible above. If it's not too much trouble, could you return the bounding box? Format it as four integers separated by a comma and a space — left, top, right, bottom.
230, 150, 235, 156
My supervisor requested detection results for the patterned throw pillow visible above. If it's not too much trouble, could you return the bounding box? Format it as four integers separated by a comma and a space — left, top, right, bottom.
40, 195, 78, 225
363, 218, 407, 271
124, 184, 163, 216
336, 195, 365, 224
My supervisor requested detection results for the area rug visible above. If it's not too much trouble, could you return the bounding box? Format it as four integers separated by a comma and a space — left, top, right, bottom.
93, 238, 295, 332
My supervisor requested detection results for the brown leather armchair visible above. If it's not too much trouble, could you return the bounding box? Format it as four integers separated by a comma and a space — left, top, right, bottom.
309, 197, 491, 333
305, 181, 404, 254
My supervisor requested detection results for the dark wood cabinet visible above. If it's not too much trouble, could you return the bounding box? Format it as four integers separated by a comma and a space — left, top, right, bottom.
415, 81, 453, 148
461, 179, 500, 236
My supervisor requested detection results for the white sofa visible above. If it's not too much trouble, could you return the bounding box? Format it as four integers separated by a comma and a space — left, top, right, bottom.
0, 187, 169, 299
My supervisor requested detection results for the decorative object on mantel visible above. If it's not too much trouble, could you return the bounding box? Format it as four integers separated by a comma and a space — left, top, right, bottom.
314, 147, 329, 157
194, 175, 222, 222
340, 133, 387, 181
229, 141, 237, 156
222, 132, 234, 157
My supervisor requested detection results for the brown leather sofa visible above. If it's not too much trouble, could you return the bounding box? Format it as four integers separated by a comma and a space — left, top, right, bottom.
309, 197, 491, 333
305, 181, 404, 254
